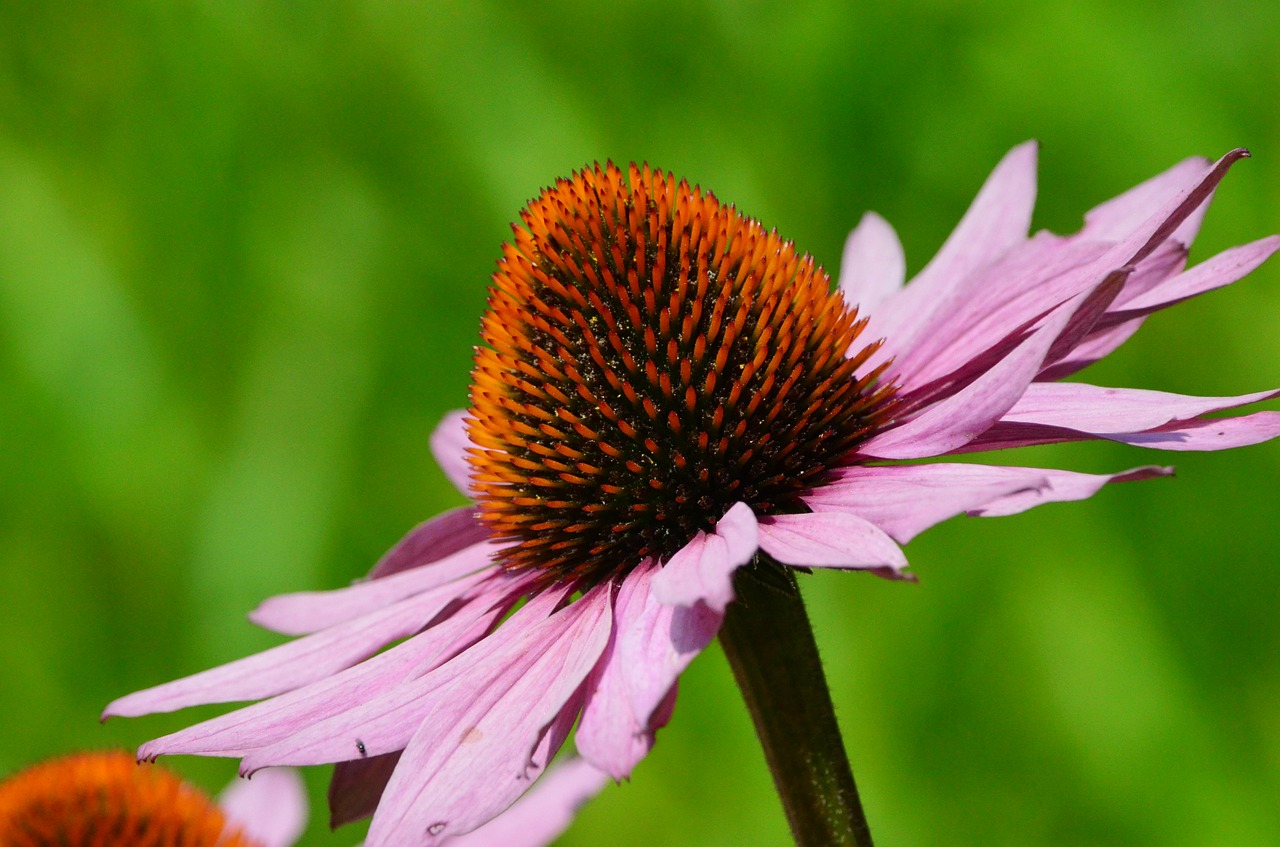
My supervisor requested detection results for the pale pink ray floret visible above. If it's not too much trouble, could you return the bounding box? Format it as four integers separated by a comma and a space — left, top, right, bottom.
105, 144, 1280, 846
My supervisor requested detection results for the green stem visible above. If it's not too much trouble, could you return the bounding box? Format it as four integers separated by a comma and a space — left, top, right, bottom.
718, 558, 875, 847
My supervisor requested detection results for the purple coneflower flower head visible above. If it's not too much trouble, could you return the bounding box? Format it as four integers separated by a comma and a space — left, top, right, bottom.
106, 145, 1280, 846
0, 751, 305, 847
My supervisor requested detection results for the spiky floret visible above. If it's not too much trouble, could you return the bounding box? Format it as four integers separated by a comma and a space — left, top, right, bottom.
467, 162, 895, 584
0, 752, 260, 847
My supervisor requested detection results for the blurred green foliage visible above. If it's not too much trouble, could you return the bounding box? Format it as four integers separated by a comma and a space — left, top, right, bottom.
2, 2, 1278, 845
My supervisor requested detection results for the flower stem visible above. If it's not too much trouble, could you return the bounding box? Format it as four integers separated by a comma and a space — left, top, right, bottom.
718, 558, 874, 847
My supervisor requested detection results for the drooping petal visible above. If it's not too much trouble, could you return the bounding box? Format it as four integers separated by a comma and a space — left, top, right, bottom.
524, 697, 581, 804
805, 463, 1054, 543
970, 466, 1173, 517
106, 573, 494, 720
651, 502, 758, 613
757, 512, 907, 571
962, 388, 1280, 455
577, 562, 700, 779
574, 626, 648, 780
444, 758, 608, 847
431, 409, 476, 498
361, 587, 614, 846
218, 768, 307, 847
837, 211, 905, 313
249, 537, 498, 636
969, 396, 1280, 454
566, 563, 718, 779
808, 463, 1175, 540
616, 562, 720, 732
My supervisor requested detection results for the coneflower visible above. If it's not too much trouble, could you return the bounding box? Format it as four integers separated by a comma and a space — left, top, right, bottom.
0, 751, 304, 847
108, 145, 1280, 846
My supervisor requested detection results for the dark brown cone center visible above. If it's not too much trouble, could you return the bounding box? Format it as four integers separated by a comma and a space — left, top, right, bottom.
467, 163, 894, 584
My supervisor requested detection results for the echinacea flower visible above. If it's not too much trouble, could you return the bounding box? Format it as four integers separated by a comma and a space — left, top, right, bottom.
107, 145, 1279, 845
0, 750, 599, 847
0, 751, 305, 847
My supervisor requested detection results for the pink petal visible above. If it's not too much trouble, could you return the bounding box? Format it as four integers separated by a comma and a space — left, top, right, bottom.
903, 215, 1179, 393
444, 757, 608, 847
1038, 271, 1129, 370
522, 697, 580, 813
616, 563, 722, 728
1109, 235, 1280, 319
837, 211, 905, 313
896, 231, 1178, 392
237, 587, 576, 770
577, 565, 697, 779
219, 768, 307, 847
863, 142, 1037, 367
1102, 149, 1249, 269
1003, 383, 1280, 434
431, 409, 476, 498
757, 512, 907, 571
368, 506, 490, 581
362, 588, 614, 846
887, 149, 1248, 393
1112, 412, 1280, 451
651, 502, 758, 613
106, 573, 494, 720
574, 628, 650, 780
249, 537, 497, 636
1037, 315, 1145, 381
970, 465, 1173, 517
134, 577, 513, 759
1081, 155, 1211, 243
809, 463, 1173, 538
1104, 239, 1189, 306
804, 463, 1057, 543
886, 236, 1103, 388
969, 409, 1280, 454
861, 294, 1079, 459
1025, 152, 1248, 366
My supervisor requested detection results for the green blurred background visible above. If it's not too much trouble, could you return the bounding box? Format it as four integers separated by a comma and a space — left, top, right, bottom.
2, 2, 1278, 845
